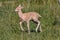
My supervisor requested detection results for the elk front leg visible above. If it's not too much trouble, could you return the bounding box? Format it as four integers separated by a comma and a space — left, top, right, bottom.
19, 22, 24, 31
27, 21, 30, 34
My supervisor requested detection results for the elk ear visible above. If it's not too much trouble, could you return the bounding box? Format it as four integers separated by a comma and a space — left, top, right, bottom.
19, 4, 21, 7
19, 4, 24, 8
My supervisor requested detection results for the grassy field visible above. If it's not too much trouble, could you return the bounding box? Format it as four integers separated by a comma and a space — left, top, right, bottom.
0, 0, 60, 40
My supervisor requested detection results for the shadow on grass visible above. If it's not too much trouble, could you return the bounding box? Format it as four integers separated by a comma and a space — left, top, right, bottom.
20, 30, 41, 33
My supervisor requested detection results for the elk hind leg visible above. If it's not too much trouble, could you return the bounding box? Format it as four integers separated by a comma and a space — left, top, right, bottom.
34, 19, 42, 32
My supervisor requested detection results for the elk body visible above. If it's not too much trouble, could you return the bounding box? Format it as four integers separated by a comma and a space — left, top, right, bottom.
15, 5, 42, 34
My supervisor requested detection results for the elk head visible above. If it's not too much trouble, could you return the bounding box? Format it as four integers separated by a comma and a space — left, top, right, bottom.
15, 4, 24, 12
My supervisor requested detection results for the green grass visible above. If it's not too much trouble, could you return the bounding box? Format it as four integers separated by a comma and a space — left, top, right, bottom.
0, 0, 60, 40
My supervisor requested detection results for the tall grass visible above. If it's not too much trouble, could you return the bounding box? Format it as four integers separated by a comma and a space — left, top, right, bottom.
0, 0, 60, 40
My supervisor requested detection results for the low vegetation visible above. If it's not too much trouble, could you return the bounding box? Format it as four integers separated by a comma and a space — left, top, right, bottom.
0, 0, 60, 40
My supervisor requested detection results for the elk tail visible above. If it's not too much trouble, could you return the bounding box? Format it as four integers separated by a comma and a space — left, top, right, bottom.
38, 14, 42, 17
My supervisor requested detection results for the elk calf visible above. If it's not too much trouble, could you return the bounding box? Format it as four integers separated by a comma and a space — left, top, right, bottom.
15, 4, 42, 34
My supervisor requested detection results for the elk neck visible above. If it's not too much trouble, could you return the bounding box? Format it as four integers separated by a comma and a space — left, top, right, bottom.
18, 10, 23, 17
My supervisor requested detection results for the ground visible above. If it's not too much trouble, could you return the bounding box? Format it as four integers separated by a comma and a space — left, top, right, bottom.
0, 0, 60, 40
